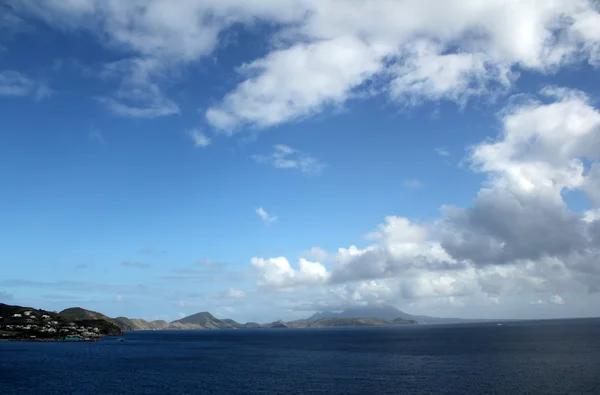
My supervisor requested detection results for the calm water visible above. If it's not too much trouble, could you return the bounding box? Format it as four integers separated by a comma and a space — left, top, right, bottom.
1, 319, 599, 394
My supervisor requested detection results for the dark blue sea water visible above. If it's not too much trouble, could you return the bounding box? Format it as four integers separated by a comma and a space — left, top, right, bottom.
1, 319, 599, 394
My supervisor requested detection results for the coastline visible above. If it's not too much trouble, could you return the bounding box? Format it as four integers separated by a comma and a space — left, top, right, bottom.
1, 337, 104, 342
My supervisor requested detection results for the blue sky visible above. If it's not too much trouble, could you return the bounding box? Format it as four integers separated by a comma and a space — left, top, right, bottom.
1, 1, 600, 323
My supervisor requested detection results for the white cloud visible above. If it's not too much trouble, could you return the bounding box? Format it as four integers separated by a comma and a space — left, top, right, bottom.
255, 207, 277, 225
403, 179, 424, 190
206, 0, 600, 130
331, 216, 461, 284
226, 288, 246, 298
188, 129, 211, 148
10, 1, 600, 125
252, 144, 324, 174
441, 88, 600, 281
304, 247, 329, 262
249, 87, 600, 310
390, 40, 514, 105
206, 36, 385, 130
251, 256, 330, 289
10, 0, 306, 118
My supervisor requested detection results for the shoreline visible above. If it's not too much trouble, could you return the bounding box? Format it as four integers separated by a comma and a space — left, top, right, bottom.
1, 336, 105, 343
3, 338, 103, 342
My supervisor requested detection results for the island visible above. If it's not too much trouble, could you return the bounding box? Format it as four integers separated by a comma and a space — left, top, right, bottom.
0, 303, 122, 341
5, 302, 491, 340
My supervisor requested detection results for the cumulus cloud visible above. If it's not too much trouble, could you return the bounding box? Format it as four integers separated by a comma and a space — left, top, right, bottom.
206, 0, 600, 130
9, 1, 600, 125
389, 40, 514, 105
188, 128, 211, 148
206, 36, 385, 130
304, 247, 329, 262
252, 144, 324, 174
249, 88, 600, 308
440, 88, 600, 288
251, 257, 330, 289
255, 207, 277, 225
252, 216, 460, 290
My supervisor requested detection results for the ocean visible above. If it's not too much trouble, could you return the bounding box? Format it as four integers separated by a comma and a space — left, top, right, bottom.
1, 318, 599, 394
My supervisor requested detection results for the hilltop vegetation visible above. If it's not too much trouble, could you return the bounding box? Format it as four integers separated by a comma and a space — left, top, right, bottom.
0, 303, 122, 340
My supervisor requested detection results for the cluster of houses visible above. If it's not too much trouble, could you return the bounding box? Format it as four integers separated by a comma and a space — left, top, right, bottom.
0, 310, 100, 341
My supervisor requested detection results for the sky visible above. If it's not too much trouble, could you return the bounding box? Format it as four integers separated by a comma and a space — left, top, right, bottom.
1, 0, 600, 323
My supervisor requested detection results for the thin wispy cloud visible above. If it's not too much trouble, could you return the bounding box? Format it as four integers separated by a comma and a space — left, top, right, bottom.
139, 248, 167, 256
256, 207, 277, 225
435, 148, 450, 157
252, 144, 325, 175
89, 129, 106, 145
34, 83, 54, 101
95, 58, 180, 118
0, 70, 53, 101
403, 179, 424, 190
188, 128, 211, 148
226, 288, 246, 298
0, 70, 34, 96
121, 261, 152, 269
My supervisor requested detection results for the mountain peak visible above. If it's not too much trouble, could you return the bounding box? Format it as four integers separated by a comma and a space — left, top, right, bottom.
172, 311, 222, 327
306, 304, 412, 322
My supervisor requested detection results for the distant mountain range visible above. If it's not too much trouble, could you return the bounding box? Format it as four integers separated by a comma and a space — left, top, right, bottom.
55, 304, 463, 330
3, 303, 491, 336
